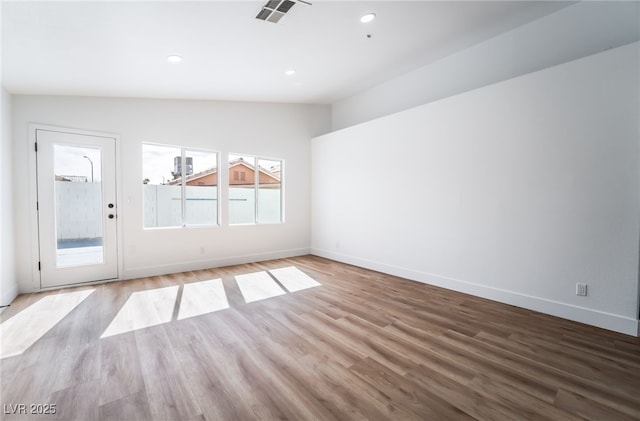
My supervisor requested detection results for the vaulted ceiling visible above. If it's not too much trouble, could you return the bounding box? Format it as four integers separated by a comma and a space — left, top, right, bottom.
2, 1, 572, 104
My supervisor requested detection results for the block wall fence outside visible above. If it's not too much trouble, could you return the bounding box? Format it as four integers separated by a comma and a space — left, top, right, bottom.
312, 43, 640, 336
55, 182, 102, 240
143, 185, 203, 228
141, 185, 280, 227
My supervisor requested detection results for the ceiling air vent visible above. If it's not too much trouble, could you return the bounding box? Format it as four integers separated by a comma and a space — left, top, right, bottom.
256, 0, 308, 23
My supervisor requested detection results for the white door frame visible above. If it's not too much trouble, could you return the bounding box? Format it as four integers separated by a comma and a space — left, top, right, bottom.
28, 124, 123, 291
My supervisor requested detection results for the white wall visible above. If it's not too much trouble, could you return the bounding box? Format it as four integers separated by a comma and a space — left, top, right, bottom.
12, 96, 330, 292
312, 42, 640, 336
1, 87, 18, 310
332, 1, 640, 131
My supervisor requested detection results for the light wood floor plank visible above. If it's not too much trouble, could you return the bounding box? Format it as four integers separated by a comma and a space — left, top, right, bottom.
1, 255, 639, 420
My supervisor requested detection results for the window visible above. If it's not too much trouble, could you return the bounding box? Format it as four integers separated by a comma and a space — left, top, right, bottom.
143, 144, 218, 228
229, 154, 283, 225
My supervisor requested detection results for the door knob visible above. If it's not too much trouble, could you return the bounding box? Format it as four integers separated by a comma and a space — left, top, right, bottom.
108, 203, 114, 208
108, 214, 115, 219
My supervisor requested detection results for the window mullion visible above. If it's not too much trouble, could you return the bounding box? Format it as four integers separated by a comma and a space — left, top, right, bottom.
254, 156, 259, 224
280, 161, 284, 223
181, 149, 186, 227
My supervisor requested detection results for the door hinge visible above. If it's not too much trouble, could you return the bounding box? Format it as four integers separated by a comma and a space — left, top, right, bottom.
35, 142, 38, 152
38, 261, 41, 271
36, 201, 39, 211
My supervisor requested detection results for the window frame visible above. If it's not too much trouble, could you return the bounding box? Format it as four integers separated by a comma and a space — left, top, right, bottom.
228, 153, 284, 226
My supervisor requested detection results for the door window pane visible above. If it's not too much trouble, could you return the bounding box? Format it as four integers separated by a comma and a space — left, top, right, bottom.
54, 145, 104, 266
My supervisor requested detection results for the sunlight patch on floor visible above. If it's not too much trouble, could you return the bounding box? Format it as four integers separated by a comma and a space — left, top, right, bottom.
98, 266, 321, 337
0, 289, 94, 359
269, 266, 321, 292
178, 279, 229, 320
235, 271, 287, 303
101, 285, 178, 338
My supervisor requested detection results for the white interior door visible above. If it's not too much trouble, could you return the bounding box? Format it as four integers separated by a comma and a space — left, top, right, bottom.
36, 129, 118, 288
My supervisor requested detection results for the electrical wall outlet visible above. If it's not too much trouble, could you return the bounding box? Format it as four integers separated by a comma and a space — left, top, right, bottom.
576, 283, 588, 296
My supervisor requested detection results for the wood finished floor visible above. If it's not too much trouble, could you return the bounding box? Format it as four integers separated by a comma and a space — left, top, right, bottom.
1, 255, 639, 420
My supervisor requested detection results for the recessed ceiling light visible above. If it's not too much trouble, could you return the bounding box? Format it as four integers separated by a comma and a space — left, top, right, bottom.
285, 69, 296, 76
167, 55, 183, 63
360, 13, 376, 23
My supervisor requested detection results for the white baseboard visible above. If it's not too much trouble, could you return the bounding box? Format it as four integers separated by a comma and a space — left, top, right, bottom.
1, 282, 19, 314
311, 248, 639, 337
122, 248, 310, 280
